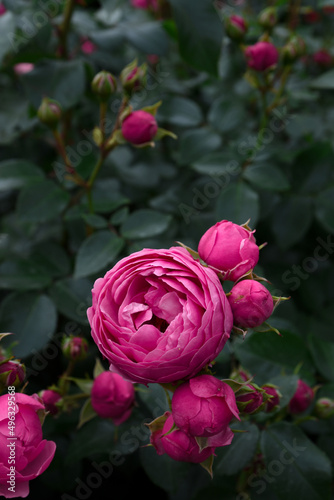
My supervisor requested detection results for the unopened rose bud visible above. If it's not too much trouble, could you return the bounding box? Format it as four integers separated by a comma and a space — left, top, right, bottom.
245, 41, 279, 72
198, 219, 259, 281
313, 49, 333, 67
120, 61, 146, 93
0, 359, 25, 391
62, 336, 89, 361
13, 62, 35, 75
171, 375, 240, 438
225, 15, 248, 41
236, 384, 264, 414
121, 110, 158, 145
288, 379, 314, 414
39, 389, 62, 416
282, 35, 306, 64
91, 371, 135, 424
227, 279, 274, 328
37, 97, 62, 128
314, 397, 334, 419
262, 384, 280, 412
258, 7, 277, 29
81, 38, 96, 54
91, 70, 117, 100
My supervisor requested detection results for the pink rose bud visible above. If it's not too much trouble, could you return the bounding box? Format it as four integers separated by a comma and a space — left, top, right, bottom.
131, 0, 158, 11
39, 389, 62, 416
313, 49, 332, 67
0, 393, 56, 498
198, 220, 259, 281
227, 279, 274, 328
0, 359, 25, 392
288, 379, 314, 414
236, 384, 264, 414
37, 97, 62, 129
262, 385, 280, 412
91, 371, 135, 424
282, 35, 306, 64
91, 70, 117, 100
62, 336, 89, 361
0, 3, 6, 15
120, 64, 146, 93
245, 41, 279, 72
225, 15, 248, 40
13, 62, 35, 75
87, 247, 233, 384
158, 412, 216, 463
314, 397, 334, 419
171, 374, 240, 438
258, 7, 277, 29
121, 110, 158, 145
81, 38, 96, 54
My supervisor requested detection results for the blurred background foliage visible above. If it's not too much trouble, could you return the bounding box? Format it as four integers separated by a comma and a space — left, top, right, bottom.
1, 0, 334, 499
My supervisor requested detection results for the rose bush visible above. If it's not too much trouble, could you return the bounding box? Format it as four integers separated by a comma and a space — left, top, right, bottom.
0, 393, 56, 498
88, 247, 233, 384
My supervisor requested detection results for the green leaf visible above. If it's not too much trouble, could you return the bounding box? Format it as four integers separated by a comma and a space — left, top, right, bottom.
214, 421, 260, 476
74, 230, 125, 279
0, 292, 57, 358
16, 180, 70, 223
157, 96, 203, 127
191, 151, 241, 176
311, 69, 334, 90
0, 91, 37, 145
30, 241, 71, 278
125, 21, 169, 55
120, 209, 172, 239
78, 398, 97, 429
243, 164, 290, 192
0, 12, 16, 65
308, 335, 334, 382
266, 374, 299, 410
168, 0, 223, 76
177, 128, 222, 166
234, 330, 315, 385
215, 181, 259, 226
139, 446, 190, 494
0, 259, 52, 291
260, 422, 332, 500
315, 186, 334, 234
271, 196, 313, 249
65, 418, 116, 463
0, 159, 45, 191
208, 97, 245, 133
90, 179, 130, 213
21, 59, 86, 110
49, 277, 93, 325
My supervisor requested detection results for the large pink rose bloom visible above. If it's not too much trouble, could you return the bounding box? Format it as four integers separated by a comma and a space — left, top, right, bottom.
88, 247, 233, 385
0, 393, 56, 498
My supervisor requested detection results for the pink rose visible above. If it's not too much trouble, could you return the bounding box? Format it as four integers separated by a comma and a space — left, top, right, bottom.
171, 375, 239, 437
245, 41, 279, 71
0, 360, 25, 390
131, 0, 158, 11
158, 412, 216, 463
121, 110, 158, 145
0, 3, 6, 15
0, 393, 56, 498
91, 371, 135, 424
227, 279, 274, 328
13, 63, 34, 75
88, 247, 233, 385
39, 390, 62, 416
198, 220, 259, 281
288, 379, 314, 414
